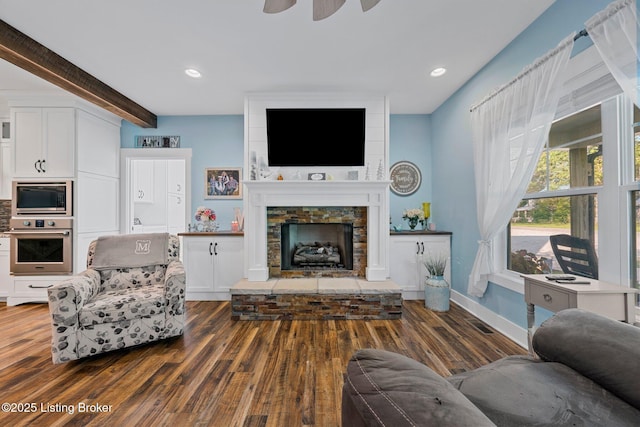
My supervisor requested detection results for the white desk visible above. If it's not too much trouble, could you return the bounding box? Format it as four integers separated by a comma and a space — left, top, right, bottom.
522, 274, 638, 352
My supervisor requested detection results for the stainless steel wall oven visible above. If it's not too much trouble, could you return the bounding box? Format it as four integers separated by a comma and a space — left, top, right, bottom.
8, 217, 73, 275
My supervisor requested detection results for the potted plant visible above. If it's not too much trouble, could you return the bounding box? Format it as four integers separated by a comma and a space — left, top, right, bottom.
423, 252, 449, 311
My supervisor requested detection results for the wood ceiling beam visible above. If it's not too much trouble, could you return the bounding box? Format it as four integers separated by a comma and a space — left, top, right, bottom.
0, 19, 157, 128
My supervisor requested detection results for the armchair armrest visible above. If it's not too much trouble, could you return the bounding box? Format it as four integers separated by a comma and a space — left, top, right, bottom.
47, 269, 100, 364
164, 259, 186, 316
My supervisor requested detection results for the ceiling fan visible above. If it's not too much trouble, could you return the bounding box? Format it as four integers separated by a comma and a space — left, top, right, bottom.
264, 0, 381, 21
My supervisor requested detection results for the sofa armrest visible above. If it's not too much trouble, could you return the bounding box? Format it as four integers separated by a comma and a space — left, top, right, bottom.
533, 308, 640, 409
164, 259, 186, 316
47, 269, 100, 363
342, 349, 496, 427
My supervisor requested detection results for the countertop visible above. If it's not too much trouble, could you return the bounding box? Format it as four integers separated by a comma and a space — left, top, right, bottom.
390, 230, 452, 235
178, 231, 244, 237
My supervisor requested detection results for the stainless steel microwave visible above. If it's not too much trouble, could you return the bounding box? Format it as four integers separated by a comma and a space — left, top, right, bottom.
12, 180, 73, 216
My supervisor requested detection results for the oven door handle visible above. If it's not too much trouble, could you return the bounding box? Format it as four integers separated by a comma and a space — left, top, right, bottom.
8, 230, 71, 236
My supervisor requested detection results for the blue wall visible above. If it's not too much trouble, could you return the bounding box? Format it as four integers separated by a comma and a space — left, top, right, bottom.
121, 116, 244, 228
430, 0, 612, 327
119, 0, 614, 329
121, 114, 433, 231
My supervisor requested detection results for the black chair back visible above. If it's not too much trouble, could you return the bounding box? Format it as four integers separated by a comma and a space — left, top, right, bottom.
549, 234, 598, 279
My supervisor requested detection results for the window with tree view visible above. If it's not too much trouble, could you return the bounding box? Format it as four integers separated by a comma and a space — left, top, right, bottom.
509, 104, 601, 275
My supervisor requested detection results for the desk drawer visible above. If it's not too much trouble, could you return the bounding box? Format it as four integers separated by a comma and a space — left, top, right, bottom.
528, 285, 570, 312
13, 278, 57, 297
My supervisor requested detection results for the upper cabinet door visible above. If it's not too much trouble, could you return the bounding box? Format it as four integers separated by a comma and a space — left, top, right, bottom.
12, 108, 42, 178
12, 107, 75, 178
42, 108, 75, 178
167, 159, 185, 195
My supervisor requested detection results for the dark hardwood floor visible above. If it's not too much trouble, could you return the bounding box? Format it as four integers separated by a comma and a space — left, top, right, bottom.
0, 300, 526, 426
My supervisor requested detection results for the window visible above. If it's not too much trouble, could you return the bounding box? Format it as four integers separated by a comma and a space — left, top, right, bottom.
509, 104, 601, 275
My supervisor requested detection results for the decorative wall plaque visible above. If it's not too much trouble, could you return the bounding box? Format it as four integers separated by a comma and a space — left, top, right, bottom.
389, 161, 421, 196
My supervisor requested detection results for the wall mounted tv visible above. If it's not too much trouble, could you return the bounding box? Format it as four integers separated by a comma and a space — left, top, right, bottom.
266, 108, 366, 167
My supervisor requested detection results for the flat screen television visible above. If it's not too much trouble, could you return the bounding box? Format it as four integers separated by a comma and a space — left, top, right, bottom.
266, 108, 366, 167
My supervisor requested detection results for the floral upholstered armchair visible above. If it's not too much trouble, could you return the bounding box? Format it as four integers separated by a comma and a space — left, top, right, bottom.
47, 233, 185, 364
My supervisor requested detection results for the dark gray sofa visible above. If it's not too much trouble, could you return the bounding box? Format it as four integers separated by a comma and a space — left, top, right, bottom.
342, 309, 640, 426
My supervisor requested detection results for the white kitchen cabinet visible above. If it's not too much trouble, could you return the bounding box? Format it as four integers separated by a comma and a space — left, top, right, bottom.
133, 159, 154, 203
168, 193, 186, 235
0, 238, 10, 298
9, 275, 71, 306
167, 159, 185, 196
0, 141, 11, 199
12, 107, 75, 178
389, 232, 452, 300
182, 234, 244, 300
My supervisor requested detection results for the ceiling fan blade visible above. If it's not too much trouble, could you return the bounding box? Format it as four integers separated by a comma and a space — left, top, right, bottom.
263, 0, 296, 14
360, 0, 381, 12
313, 0, 346, 21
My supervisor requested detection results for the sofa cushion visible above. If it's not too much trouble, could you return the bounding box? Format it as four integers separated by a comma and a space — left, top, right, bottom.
447, 355, 640, 427
79, 283, 166, 326
343, 349, 495, 427
533, 308, 640, 409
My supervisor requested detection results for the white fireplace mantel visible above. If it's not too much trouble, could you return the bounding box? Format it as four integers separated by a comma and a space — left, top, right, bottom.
243, 180, 391, 281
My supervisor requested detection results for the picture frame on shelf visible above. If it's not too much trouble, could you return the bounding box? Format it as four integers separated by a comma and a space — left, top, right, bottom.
205, 167, 242, 199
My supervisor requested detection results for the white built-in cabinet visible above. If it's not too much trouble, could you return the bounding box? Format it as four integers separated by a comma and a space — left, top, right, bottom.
5, 100, 121, 305
133, 159, 154, 203
12, 108, 75, 178
389, 232, 452, 300
122, 149, 191, 235
0, 140, 11, 199
0, 238, 10, 298
182, 234, 244, 300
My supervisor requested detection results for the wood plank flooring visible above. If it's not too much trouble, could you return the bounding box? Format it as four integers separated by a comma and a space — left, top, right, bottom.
0, 300, 526, 427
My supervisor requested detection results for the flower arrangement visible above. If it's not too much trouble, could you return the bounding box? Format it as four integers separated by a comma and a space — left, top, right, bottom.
423, 252, 447, 277
195, 206, 216, 222
402, 208, 425, 229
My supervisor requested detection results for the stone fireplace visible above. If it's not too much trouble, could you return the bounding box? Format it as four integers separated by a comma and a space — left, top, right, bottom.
243, 181, 390, 282
267, 206, 367, 278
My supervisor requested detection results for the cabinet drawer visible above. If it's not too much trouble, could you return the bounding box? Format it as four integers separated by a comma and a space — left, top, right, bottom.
13, 278, 58, 297
528, 284, 570, 312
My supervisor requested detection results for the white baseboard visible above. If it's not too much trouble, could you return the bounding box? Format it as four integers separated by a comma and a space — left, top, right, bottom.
450, 289, 528, 349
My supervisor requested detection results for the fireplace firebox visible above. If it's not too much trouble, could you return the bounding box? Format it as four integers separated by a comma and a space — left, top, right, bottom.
281, 223, 354, 271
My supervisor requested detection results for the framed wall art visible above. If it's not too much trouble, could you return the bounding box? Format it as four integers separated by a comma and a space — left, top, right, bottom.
205, 167, 242, 199
389, 161, 421, 196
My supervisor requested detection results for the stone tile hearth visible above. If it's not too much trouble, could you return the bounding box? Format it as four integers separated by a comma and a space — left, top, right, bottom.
231, 278, 402, 320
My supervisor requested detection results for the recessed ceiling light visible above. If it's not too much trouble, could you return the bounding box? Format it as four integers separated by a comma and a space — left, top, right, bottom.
430, 67, 447, 77
185, 68, 202, 78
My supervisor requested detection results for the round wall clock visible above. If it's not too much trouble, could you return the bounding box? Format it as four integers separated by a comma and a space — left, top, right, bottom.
389, 161, 421, 196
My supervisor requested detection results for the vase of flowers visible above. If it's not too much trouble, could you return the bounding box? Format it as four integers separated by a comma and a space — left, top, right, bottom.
423, 252, 449, 311
195, 206, 217, 232
402, 208, 425, 230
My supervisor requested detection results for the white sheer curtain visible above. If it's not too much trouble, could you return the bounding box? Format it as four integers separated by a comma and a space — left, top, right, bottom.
586, 0, 640, 106
467, 35, 575, 297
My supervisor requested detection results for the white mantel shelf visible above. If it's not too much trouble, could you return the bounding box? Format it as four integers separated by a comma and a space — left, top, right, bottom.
243, 180, 392, 282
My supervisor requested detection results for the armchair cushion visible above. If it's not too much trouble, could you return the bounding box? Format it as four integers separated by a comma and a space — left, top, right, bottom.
79, 283, 166, 326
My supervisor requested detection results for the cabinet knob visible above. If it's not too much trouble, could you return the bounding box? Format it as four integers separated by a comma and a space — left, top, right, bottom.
416, 242, 420, 254
214, 242, 218, 256
543, 294, 552, 303
41, 159, 46, 173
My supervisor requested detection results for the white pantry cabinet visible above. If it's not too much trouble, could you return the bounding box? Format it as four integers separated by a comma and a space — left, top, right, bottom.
0, 238, 10, 299
181, 234, 244, 300
12, 107, 75, 178
389, 232, 452, 300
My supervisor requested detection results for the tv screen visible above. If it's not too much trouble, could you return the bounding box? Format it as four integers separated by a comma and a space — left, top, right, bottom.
266, 108, 366, 167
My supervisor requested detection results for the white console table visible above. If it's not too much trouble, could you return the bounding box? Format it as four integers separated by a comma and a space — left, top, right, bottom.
522, 274, 638, 352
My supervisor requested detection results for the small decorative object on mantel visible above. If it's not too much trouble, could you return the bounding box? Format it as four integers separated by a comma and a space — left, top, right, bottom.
390, 161, 421, 196
377, 159, 385, 180
423, 253, 449, 311
195, 206, 218, 232
402, 208, 424, 230
422, 202, 431, 229
308, 172, 326, 181
136, 135, 180, 148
